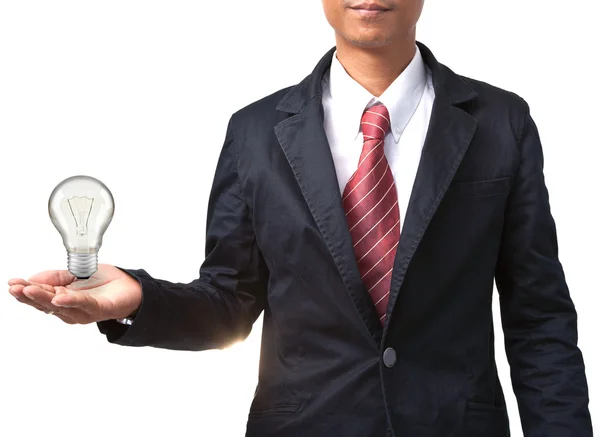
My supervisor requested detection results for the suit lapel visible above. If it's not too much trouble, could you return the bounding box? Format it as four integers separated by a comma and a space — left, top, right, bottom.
384, 92, 477, 322
275, 97, 384, 344
384, 43, 478, 332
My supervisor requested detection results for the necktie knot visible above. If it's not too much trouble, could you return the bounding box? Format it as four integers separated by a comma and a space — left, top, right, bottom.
361, 104, 390, 142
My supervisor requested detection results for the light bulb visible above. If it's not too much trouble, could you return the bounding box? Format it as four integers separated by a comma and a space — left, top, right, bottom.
48, 175, 115, 279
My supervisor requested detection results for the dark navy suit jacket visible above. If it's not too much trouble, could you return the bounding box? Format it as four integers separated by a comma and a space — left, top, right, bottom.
98, 42, 592, 437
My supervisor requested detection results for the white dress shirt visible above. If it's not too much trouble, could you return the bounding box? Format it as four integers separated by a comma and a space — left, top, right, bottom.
321, 45, 435, 230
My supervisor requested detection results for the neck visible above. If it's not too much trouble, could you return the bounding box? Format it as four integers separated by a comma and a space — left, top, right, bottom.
334, 35, 417, 97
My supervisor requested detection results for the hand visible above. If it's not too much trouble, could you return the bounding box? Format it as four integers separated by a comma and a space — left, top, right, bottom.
7, 264, 142, 325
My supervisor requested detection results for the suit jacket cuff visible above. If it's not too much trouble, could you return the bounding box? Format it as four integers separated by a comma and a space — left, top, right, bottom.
96, 267, 160, 346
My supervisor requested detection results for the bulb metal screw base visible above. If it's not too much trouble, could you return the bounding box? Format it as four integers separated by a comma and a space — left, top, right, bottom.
67, 253, 98, 279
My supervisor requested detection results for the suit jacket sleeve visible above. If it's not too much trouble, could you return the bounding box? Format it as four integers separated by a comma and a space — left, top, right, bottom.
495, 102, 593, 436
97, 116, 268, 350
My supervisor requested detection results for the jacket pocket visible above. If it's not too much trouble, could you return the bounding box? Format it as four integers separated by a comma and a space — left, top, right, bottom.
464, 401, 509, 437
445, 177, 511, 199
248, 403, 298, 417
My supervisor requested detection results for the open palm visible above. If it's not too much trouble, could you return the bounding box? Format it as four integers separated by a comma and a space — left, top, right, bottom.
8, 263, 142, 324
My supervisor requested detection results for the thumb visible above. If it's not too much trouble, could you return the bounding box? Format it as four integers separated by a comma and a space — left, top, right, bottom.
28, 270, 76, 287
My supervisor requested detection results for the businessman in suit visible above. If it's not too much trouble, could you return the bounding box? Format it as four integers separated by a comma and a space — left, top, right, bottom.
8, 0, 593, 436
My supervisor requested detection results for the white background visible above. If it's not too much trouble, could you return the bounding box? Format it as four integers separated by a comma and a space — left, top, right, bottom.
0, 1, 597, 436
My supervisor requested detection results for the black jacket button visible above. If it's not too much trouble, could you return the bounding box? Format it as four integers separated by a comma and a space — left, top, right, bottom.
383, 347, 396, 368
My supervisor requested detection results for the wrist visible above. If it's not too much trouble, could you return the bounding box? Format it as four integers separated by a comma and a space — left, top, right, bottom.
115, 301, 140, 319
111, 267, 144, 326
113, 292, 142, 324
115, 306, 139, 325
118, 277, 143, 317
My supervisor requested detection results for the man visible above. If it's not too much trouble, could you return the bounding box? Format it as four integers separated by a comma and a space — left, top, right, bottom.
8, 0, 593, 436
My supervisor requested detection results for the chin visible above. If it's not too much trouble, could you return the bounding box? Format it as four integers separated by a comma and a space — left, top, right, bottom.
344, 31, 393, 48
351, 37, 391, 48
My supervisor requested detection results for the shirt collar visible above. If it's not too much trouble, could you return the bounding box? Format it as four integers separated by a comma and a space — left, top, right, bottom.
327, 45, 427, 143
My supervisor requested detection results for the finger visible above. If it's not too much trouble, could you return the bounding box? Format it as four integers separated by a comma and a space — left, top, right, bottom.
50, 308, 83, 324
14, 283, 57, 294
54, 308, 95, 324
10, 280, 57, 295
9, 284, 26, 299
23, 284, 95, 319
17, 296, 83, 322
28, 270, 75, 287
30, 302, 53, 313
27, 304, 82, 323
37, 283, 57, 293
54, 313, 78, 324
11, 285, 87, 322
10, 285, 47, 307
10, 285, 54, 312
15, 294, 49, 312
41, 304, 96, 324
52, 288, 100, 315
8, 278, 31, 286
22, 285, 56, 303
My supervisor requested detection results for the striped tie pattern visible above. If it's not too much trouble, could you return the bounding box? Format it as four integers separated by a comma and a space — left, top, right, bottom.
342, 104, 400, 324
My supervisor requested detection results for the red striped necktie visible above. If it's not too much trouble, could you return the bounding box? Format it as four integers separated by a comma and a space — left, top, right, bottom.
342, 104, 400, 325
